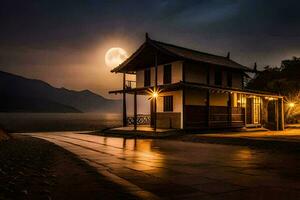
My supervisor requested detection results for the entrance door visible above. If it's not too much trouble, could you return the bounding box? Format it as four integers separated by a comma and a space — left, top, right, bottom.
246, 98, 253, 124
246, 97, 261, 125
267, 100, 276, 129
253, 97, 261, 124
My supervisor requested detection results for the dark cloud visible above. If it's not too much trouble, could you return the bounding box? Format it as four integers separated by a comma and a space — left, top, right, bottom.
0, 0, 299, 96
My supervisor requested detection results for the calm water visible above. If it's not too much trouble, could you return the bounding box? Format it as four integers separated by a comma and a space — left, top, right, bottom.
0, 113, 122, 132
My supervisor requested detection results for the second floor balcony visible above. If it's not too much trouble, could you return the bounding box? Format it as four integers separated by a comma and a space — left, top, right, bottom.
125, 80, 136, 89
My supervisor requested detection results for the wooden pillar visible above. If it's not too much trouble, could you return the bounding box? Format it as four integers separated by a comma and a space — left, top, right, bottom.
206, 65, 210, 128
134, 91, 137, 130
182, 88, 186, 129
244, 95, 247, 126
154, 97, 157, 131
228, 92, 232, 127
263, 98, 268, 126
275, 99, 279, 130
154, 53, 158, 131
122, 73, 127, 127
259, 97, 263, 126
155, 54, 158, 88
182, 61, 186, 129
278, 98, 284, 130
206, 90, 210, 128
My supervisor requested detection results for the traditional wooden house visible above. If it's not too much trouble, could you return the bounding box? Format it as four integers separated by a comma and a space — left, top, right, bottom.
109, 34, 284, 131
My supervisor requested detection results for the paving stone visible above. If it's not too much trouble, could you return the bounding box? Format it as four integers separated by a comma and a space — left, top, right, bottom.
192, 181, 245, 194
24, 132, 300, 199
199, 187, 300, 200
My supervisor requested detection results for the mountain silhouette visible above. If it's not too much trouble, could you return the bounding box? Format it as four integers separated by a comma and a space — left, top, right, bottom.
0, 71, 121, 113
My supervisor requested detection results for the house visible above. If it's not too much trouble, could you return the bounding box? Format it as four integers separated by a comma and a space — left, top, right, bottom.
109, 34, 284, 131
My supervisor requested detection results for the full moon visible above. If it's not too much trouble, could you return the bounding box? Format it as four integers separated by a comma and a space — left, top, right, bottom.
105, 47, 128, 68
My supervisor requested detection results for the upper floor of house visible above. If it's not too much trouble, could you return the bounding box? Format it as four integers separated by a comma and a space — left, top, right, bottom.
111, 34, 253, 91
135, 60, 245, 89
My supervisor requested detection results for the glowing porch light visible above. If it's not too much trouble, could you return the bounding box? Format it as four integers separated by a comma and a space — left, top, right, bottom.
288, 102, 295, 108
152, 91, 158, 98
147, 88, 162, 100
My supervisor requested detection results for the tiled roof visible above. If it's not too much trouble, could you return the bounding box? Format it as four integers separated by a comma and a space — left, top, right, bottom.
152, 40, 250, 71
111, 36, 252, 73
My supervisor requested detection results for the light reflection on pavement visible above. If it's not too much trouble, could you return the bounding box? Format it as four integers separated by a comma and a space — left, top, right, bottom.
21, 132, 300, 200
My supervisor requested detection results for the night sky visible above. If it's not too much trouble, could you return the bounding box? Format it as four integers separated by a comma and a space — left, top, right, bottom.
1, 0, 300, 98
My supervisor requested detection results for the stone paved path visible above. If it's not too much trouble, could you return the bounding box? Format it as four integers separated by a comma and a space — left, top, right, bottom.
21, 132, 300, 200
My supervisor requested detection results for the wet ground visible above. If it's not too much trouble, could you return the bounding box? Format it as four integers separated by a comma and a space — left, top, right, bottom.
0, 135, 136, 200
21, 132, 300, 200
196, 128, 300, 142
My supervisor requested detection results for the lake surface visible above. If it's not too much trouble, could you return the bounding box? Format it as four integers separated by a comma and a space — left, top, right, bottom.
0, 113, 122, 132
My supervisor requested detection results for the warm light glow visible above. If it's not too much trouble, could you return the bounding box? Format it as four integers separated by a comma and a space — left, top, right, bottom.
285, 91, 300, 121
147, 88, 162, 100
288, 102, 295, 108
105, 47, 128, 68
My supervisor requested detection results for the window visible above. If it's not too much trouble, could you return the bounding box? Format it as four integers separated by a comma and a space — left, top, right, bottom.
163, 96, 173, 112
163, 64, 172, 84
144, 69, 151, 87
214, 70, 222, 85
227, 72, 232, 87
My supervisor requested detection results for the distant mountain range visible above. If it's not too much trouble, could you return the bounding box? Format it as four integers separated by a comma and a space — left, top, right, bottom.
0, 71, 121, 113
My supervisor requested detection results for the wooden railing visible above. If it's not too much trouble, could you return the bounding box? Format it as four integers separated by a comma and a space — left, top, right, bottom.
210, 106, 245, 128
185, 105, 245, 128
125, 80, 136, 89
127, 114, 151, 125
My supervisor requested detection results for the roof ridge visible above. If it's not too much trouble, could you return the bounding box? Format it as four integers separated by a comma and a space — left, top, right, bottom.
151, 39, 229, 60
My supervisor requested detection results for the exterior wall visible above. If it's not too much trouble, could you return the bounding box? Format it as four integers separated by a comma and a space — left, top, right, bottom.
209, 67, 243, 89
172, 61, 183, 83
232, 73, 243, 88
185, 88, 207, 106
150, 67, 155, 86
135, 60, 243, 89
157, 91, 182, 112
136, 70, 144, 88
222, 71, 227, 86
210, 93, 228, 106
135, 61, 183, 88
157, 64, 163, 85
156, 113, 181, 129
184, 62, 207, 84
157, 61, 182, 85
156, 90, 182, 129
